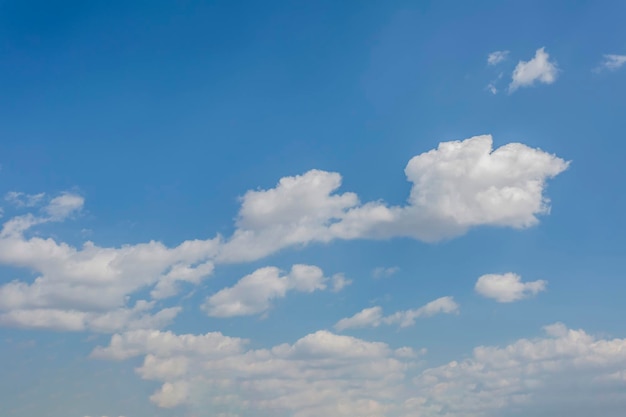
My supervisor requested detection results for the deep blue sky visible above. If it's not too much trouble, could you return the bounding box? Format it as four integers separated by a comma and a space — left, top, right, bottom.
1, 1, 626, 416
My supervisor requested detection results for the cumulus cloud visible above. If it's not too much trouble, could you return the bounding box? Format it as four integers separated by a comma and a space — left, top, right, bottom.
407, 323, 626, 417
93, 328, 415, 416
0, 192, 220, 332
202, 264, 335, 318
218, 135, 569, 261
92, 324, 626, 417
487, 50, 509, 65
334, 296, 459, 331
475, 273, 547, 302
509, 47, 559, 92
595, 54, 626, 72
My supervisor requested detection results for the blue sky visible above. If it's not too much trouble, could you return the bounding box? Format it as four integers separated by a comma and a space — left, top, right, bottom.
1, 1, 626, 416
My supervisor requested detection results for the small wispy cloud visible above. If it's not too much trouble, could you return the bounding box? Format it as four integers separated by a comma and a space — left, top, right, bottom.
595, 54, 626, 72
509, 47, 559, 93
486, 72, 504, 95
487, 50, 509, 66
4, 191, 46, 208
372, 266, 399, 279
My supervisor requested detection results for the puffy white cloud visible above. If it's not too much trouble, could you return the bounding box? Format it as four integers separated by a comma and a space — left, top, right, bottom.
0, 192, 220, 332
596, 54, 626, 72
216, 170, 360, 262
93, 328, 415, 416
475, 273, 547, 302
335, 296, 459, 331
93, 324, 626, 417
219, 135, 568, 261
487, 50, 509, 65
202, 264, 331, 317
509, 47, 559, 92
372, 266, 399, 279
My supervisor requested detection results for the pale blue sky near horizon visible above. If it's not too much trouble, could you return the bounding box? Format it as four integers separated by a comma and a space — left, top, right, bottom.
1, 1, 626, 416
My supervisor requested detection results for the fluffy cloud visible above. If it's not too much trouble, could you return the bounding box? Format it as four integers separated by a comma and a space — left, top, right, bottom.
487, 50, 509, 65
202, 265, 332, 318
406, 323, 626, 417
93, 328, 416, 416
509, 47, 559, 92
0, 192, 219, 332
596, 54, 626, 72
334, 296, 459, 331
475, 273, 547, 302
92, 324, 626, 417
219, 135, 568, 261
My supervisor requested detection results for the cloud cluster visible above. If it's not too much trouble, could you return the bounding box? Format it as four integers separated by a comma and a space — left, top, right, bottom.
0, 193, 219, 332
219, 135, 569, 261
92, 323, 626, 417
334, 296, 459, 331
407, 323, 626, 417
93, 328, 416, 416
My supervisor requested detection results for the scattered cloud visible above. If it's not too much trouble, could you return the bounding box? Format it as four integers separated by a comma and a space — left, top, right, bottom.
595, 54, 626, 72
201, 265, 331, 318
92, 323, 626, 417
487, 50, 509, 65
0, 136, 568, 333
372, 266, 399, 279
334, 296, 459, 331
475, 273, 547, 302
509, 47, 559, 92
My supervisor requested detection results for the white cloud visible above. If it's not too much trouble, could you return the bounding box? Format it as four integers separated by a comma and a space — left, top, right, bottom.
487, 50, 509, 65
596, 54, 626, 72
335, 306, 384, 331
43, 192, 85, 220
372, 266, 399, 279
335, 296, 459, 331
202, 264, 330, 318
0, 192, 220, 332
406, 323, 626, 417
218, 135, 569, 261
475, 273, 547, 302
92, 324, 626, 417
509, 47, 559, 92
93, 328, 415, 416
